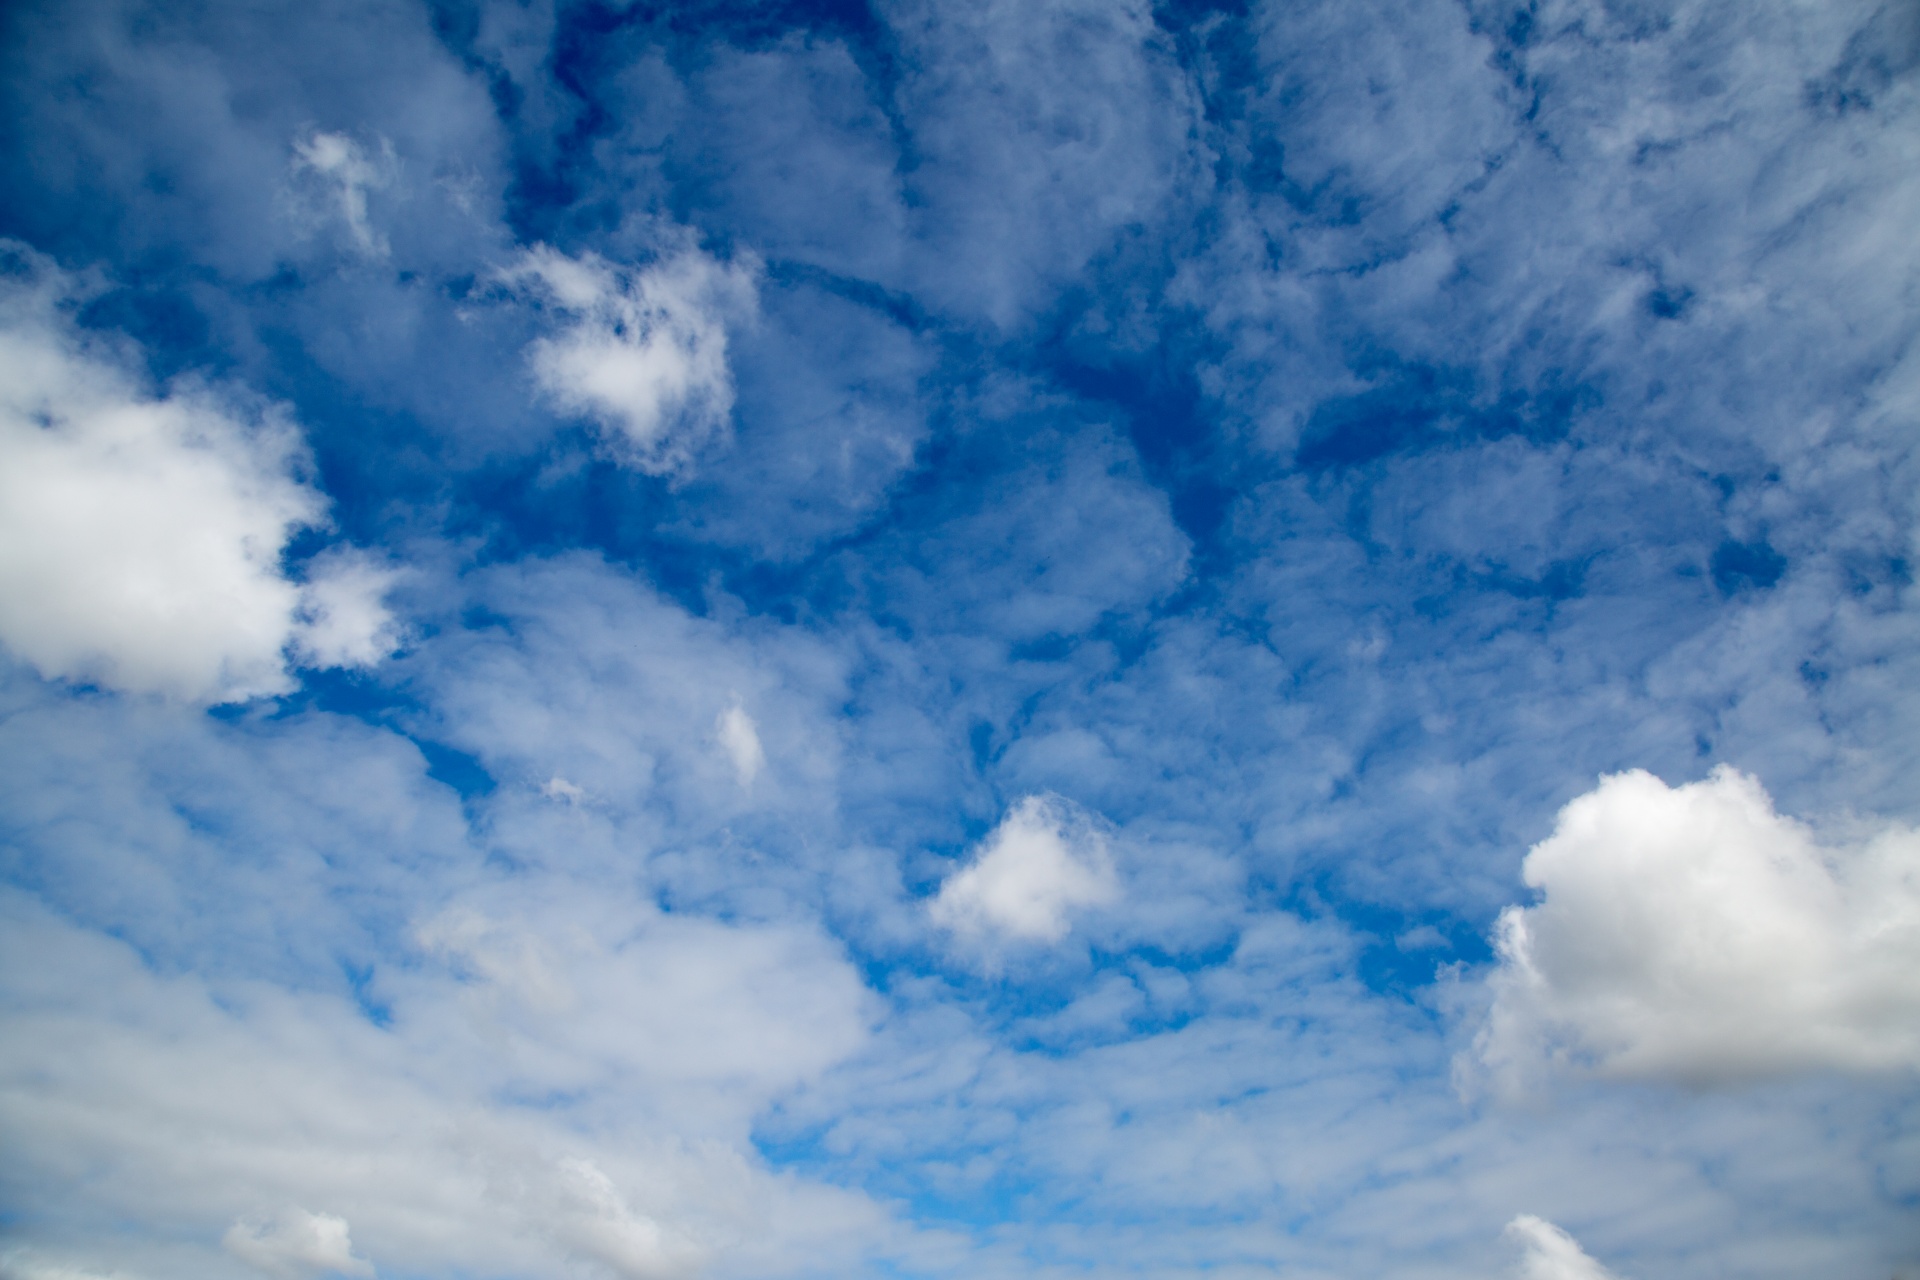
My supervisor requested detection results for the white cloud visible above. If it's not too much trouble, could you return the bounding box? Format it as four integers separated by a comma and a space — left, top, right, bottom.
542, 775, 586, 804
1476, 766, 1920, 1087
409, 894, 874, 1114
223, 1209, 375, 1279
0, 1253, 141, 1280
0, 248, 396, 703
1504, 1216, 1623, 1280
289, 132, 394, 258
931, 794, 1119, 943
293, 550, 402, 670
505, 243, 756, 475
715, 701, 765, 787
0, 887, 897, 1280
540, 1157, 700, 1280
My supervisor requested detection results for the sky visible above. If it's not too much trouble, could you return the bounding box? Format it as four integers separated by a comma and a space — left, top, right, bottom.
0, 0, 1918, 1277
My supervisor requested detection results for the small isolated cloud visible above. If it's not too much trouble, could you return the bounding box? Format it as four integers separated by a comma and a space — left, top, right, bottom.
504, 242, 756, 475
289, 131, 395, 258
223, 1208, 374, 1279
715, 701, 764, 787
931, 794, 1119, 943
0, 246, 397, 703
1476, 767, 1920, 1087
1504, 1215, 1623, 1280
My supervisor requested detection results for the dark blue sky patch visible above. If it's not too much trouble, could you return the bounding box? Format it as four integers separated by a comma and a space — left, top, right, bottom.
1710, 538, 1787, 595
1644, 283, 1693, 320
74, 281, 220, 382
412, 736, 497, 800
1475, 556, 1590, 603
1292, 361, 1583, 474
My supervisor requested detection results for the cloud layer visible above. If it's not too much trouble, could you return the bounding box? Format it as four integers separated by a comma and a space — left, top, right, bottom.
0, 0, 1918, 1276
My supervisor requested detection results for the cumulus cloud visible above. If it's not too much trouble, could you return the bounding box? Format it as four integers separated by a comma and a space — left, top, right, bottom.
0, 247, 396, 702
504, 243, 756, 475
288, 131, 394, 258
1504, 1216, 1623, 1280
224, 1208, 375, 1279
931, 794, 1119, 943
1476, 767, 1920, 1087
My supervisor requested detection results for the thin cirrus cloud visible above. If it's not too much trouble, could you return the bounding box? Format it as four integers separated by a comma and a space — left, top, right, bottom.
0, 243, 396, 704
1475, 766, 1920, 1088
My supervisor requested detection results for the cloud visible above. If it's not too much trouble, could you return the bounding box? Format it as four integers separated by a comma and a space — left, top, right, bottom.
931, 794, 1119, 943
504, 243, 756, 475
1504, 1216, 1623, 1280
0, 886, 897, 1280
1476, 766, 1920, 1086
223, 1208, 375, 1279
0, 1254, 140, 1280
716, 701, 765, 787
538, 1157, 701, 1280
288, 131, 394, 258
0, 246, 396, 703
292, 550, 402, 670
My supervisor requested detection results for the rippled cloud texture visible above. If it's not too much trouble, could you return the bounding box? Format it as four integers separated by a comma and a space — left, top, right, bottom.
1, 0, 1917, 1277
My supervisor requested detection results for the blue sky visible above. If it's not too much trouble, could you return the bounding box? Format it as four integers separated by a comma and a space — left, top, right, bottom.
1, 0, 1918, 1277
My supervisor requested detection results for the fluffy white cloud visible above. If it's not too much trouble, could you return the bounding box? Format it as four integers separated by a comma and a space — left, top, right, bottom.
223, 1209, 374, 1279
1477, 767, 1920, 1086
1505, 1216, 1622, 1280
0, 247, 396, 703
931, 794, 1119, 943
505, 243, 756, 474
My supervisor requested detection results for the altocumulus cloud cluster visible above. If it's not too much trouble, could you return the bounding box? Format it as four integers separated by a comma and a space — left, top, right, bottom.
0, 0, 1917, 1278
